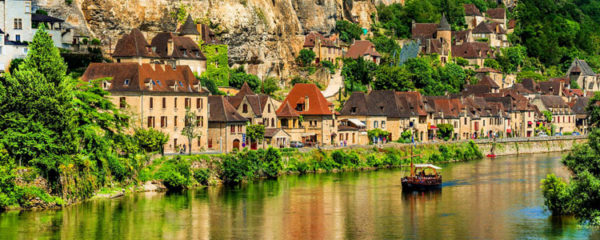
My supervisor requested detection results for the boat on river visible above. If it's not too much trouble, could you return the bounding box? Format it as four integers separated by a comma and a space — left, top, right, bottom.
401, 164, 443, 191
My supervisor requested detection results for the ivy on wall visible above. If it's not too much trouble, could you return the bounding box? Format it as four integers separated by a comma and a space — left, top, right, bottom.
201, 44, 230, 86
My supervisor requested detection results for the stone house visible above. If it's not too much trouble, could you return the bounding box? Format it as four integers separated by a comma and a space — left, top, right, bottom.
411, 14, 452, 63
424, 97, 466, 140
150, 32, 207, 74
345, 40, 381, 65
207, 95, 248, 153
531, 95, 576, 134
112, 28, 159, 64
464, 4, 485, 29
337, 119, 368, 145
567, 58, 599, 92
452, 29, 473, 46
486, 8, 507, 29
264, 128, 291, 148
475, 67, 507, 88
339, 90, 430, 143
0, 0, 73, 72
81, 62, 210, 153
303, 31, 342, 64
451, 42, 494, 67
472, 21, 508, 48
227, 82, 280, 129
275, 83, 337, 146
570, 97, 590, 134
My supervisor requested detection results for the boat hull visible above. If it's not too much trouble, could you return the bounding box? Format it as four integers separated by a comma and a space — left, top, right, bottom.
401, 181, 442, 191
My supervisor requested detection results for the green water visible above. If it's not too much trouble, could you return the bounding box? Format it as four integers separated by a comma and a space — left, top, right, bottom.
0, 153, 597, 239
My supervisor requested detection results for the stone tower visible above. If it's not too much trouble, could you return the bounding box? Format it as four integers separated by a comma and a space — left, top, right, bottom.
179, 15, 200, 43
437, 13, 452, 51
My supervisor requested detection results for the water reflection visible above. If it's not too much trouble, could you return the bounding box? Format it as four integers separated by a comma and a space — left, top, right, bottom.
0, 153, 596, 240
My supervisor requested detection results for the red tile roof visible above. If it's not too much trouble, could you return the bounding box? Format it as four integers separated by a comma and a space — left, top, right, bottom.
346, 40, 381, 59
112, 29, 159, 59
276, 101, 300, 117
81, 63, 205, 93
276, 83, 333, 116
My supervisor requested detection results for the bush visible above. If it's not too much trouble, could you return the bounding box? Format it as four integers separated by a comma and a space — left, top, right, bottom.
156, 157, 192, 191
321, 60, 335, 74
454, 57, 469, 66
219, 150, 259, 184
193, 168, 210, 185
437, 124, 454, 141
261, 77, 280, 95
260, 147, 283, 178
541, 174, 572, 215
134, 128, 169, 153
290, 76, 309, 85
297, 49, 316, 67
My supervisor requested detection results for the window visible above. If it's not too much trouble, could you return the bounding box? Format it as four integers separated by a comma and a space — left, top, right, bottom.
483, 120, 486, 126
197, 136, 201, 147
147, 116, 155, 128
381, 121, 386, 129
351, 107, 357, 113
174, 138, 177, 148
208, 139, 213, 148
238, 125, 242, 132
231, 125, 235, 133
22, 47, 27, 54
174, 116, 178, 128
14, 19, 22, 30
119, 97, 126, 109
16, 35, 21, 42
160, 116, 167, 128
271, 118, 275, 127
174, 98, 178, 108
25, 2, 31, 13
124, 79, 130, 86
528, 112, 531, 117
464, 117, 467, 125
149, 97, 154, 109
197, 116, 203, 127
374, 121, 378, 128
162, 97, 166, 108
196, 98, 203, 109
268, 104, 271, 113
242, 104, 248, 113
185, 98, 191, 108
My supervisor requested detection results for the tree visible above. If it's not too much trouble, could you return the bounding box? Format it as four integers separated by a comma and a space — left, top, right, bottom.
440, 63, 467, 93
484, 59, 501, 70
586, 92, 600, 128
373, 66, 414, 91
542, 110, 553, 123
261, 77, 279, 95
182, 108, 201, 155
134, 128, 169, 154
342, 58, 377, 91
7, 58, 24, 74
437, 123, 454, 141
229, 67, 261, 92
246, 124, 265, 148
297, 49, 316, 67
335, 20, 363, 43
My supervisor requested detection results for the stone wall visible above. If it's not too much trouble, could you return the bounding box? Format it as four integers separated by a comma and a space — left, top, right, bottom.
476, 136, 587, 156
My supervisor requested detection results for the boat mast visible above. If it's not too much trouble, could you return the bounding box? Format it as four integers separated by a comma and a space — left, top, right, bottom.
410, 132, 414, 177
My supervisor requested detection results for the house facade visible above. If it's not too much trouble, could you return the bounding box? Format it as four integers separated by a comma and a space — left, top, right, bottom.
227, 82, 280, 128
207, 95, 248, 153
81, 62, 210, 153
303, 32, 342, 64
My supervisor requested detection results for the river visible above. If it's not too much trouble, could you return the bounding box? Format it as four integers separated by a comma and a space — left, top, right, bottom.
0, 153, 598, 239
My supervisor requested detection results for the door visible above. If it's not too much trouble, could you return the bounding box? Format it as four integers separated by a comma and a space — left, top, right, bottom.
233, 139, 240, 150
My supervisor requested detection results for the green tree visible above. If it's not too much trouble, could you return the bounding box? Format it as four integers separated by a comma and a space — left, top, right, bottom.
440, 63, 467, 93
437, 123, 454, 141
342, 58, 377, 90
261, 77, 280, 95
542, 110, 553, 123
373, 65, 414, 91
229, 67, 261, 92
335, 20, 363, 43
182, 108, 201, 155
134, 128, 169, 154
246, 124, 265, 148
484, 59, 501, 70
586, 92, 600, 128
297, 49, 316, 67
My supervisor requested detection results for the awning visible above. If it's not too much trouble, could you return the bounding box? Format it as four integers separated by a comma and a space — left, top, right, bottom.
348, 118, 366, 127
430, 125, 437, 129
528, 121, 533, 125
414, 164, 442, 170
507, 129, 512, 133
302, 133, 316, 137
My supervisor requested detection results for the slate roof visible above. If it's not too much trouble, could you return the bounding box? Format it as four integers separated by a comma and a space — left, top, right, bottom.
339, 92, 369, 116
412, 23, 438, 40
438, 13, 451, 31
464, 4, 482, 16
276, 83, 333, 116
32, 14, 64, 23
451, 42, 493, 58
208, 96, 248, 123
473, 22, 506, 34
112, 29, 159, 58
571, 97, 590, 116
346, 40, 381, 59
179, 15, 200, 36
452, 30, 471, 44
486, 8, 506, 19
81, 63, 205, 93
150, 32, 206, 60
199, 24, 221, 44
340, 91, 427, 118
568, 58, 596, 76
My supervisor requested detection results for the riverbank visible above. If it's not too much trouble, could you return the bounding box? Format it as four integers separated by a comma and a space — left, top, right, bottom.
3, 136, 585, 211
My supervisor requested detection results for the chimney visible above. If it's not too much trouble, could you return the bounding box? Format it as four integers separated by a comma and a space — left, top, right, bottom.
167, 38, 174, 56
305, 95, 309, 111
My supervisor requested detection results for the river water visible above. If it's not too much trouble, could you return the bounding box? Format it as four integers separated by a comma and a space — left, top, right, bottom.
1, 153, 598, 240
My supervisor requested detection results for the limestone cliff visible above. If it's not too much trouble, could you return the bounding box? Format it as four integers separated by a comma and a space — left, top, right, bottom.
34, 0, 402, 79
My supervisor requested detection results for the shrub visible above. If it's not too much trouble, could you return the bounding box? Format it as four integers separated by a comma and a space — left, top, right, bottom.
134, 128, 169, 153
541, 174, 572, 215
321, 60, 335, 74
193, 168, 210, 185
297, 49, 316, 67
156, 157, 192, 191
261, 147, 283, 178
219, 150, 258, 184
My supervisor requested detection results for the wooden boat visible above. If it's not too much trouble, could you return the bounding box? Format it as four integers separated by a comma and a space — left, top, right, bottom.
401, 164, 443, 191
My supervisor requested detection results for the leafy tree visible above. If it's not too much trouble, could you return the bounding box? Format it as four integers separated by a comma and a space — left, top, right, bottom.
342, 58, 377, 91
454, 57, 469, 66
373, 65, 414, 91
542, 110, 553, 123
8, 58, 24, 74
260, 147, 283, 178
437, 123, 454, 141
261, 77, 279, 95
197, 75, 223, 95
246, 124, 265, 147
484, 59, 501, 70
229, 67, 261, 92
439, 63, 467, 93
182, 108, 201, 155
517, 71, 546, 82
320, 60, 335, 74
586, 93, 600, 128
297, 49, 316, 67
335, 20, 363, 43
134, 128, 169, 154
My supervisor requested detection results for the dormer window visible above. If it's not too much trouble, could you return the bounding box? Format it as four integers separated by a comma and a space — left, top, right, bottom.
182, 51, 187, 57
351, 107, 357, 113
102, 81, 108, 90
179, 81, 183, 87
156, 80, 162, 86
151, 79, 156, 86
124, 79, 130, 86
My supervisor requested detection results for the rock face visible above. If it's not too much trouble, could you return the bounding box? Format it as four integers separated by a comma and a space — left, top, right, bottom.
34, 0, 400, 79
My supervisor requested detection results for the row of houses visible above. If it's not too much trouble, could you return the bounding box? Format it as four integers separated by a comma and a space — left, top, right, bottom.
302, 32, 382, 65
80, 59, 591, 153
